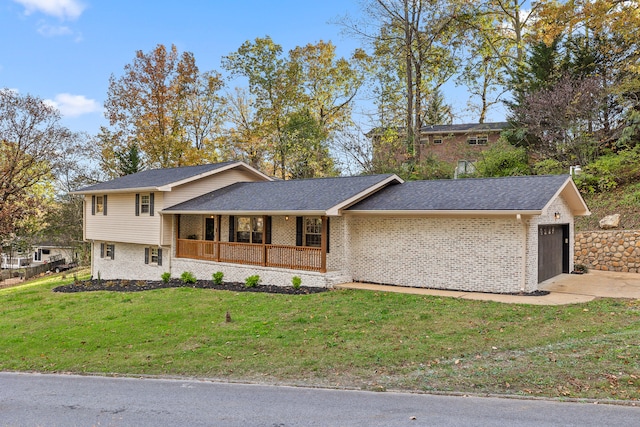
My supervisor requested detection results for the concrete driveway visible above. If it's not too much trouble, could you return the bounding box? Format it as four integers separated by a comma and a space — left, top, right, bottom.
337, 270, 640, 305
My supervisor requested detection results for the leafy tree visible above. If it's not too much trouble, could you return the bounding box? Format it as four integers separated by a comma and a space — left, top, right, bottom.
473, 140, 529, 177
104, 44, 225, 170
223, 37, 358, 178
0, 89, 75, 244
513, 74, 604, 165
343, 0, 461, 156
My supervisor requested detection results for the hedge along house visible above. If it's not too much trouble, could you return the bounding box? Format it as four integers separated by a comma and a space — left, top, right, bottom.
75, 162, 589, 293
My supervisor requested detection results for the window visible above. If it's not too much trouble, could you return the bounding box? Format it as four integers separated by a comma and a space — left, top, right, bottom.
141, 195, 150, 214
433, 137, 443, 144
135, 193, 154, 216
468, 135, 488, 145
100, 243, 115, 260
456, 160, 476, 176
305, 217, 322, 247
92, 195, 107, 216
96, 196, 104, 213
144, 247, 163, 265
236, 217, 263, 244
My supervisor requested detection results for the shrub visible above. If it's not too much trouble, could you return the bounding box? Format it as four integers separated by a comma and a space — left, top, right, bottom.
245, 274, 260, 288
212, 271, 224, 285
474, 141, 530, 177
292, 276, 302, 290
161, 272, 171, 283
533, 158, 565, 175
574, 264, 589, 274
180, 271, 197, 284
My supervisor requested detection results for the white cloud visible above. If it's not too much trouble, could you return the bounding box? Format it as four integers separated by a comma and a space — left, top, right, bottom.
37, 23, 72, 37
13, 0, 86, 20
45, 93, 101, 117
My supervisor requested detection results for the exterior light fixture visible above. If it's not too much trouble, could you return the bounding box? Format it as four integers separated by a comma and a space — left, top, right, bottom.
554, 212, 561, 220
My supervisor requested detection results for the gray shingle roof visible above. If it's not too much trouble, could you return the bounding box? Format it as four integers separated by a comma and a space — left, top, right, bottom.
420, 122, 509, 133
164, 174, 397, 213
75, 162, 238, 192
347, 175, 571, 212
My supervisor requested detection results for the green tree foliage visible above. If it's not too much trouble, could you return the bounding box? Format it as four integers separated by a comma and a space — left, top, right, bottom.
473, 140, 530, 177
0, 90, 74, 244
223, 37, 361, 178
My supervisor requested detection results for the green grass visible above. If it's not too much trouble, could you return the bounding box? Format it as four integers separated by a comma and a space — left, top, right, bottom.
1, 272, 639, 401
576, 183, 640, 231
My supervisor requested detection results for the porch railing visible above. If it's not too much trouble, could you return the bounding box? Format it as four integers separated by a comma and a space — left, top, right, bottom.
176, 239, 325, 272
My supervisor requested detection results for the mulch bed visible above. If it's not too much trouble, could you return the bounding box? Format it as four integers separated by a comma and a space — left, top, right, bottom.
52, 279, 328, 295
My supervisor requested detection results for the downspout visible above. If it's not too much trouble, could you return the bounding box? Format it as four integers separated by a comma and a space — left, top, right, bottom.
517, 214, 527, 293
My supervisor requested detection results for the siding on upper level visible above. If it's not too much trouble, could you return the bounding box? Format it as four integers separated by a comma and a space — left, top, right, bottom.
85, 192, 165, 245
162, 168, 261, 208
85, 167, 267, 246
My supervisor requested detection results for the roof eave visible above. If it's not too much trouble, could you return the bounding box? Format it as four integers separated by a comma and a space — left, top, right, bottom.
345, 209, 541, 216
71, 186, 160, 195
160, 210, 328, 216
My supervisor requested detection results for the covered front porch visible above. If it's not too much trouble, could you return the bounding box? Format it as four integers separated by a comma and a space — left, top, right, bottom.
172, 214, 330, 273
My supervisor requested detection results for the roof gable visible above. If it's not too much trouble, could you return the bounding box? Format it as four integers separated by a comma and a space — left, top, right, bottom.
163, 174, 402, 215
347, 175, 590, 215
74, 161, 271, 193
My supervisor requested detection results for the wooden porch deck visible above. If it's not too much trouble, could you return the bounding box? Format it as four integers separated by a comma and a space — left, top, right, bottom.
176, 239, 326, 272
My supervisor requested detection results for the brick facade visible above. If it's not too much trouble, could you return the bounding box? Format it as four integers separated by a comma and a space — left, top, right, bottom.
92, 242, 170, 281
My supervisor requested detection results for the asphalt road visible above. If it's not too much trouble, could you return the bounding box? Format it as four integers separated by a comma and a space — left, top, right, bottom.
0, 372, 638, 426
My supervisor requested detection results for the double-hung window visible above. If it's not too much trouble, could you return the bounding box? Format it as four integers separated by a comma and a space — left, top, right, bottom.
140, 195, 150, 214
92, 195, 107, 215
96, 196, 104, 213
236, 217, 263, 244
135, 193, 154, 216
144, 247, 162, 265
304, 217, 322, 247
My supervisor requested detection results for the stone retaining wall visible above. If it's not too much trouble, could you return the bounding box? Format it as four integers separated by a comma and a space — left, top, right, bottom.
575, 230, 640, 272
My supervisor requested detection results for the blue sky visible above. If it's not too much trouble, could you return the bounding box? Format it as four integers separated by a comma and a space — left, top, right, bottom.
1, 0, 505, 136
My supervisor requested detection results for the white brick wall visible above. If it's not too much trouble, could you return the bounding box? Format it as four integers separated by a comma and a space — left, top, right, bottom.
525, 195, 574, 290
92, 241, 170, 280
346, 216, 526, 293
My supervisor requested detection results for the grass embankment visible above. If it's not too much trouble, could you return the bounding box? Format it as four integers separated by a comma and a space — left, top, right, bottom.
1, 272, 639, 401
576, 183, 640, 231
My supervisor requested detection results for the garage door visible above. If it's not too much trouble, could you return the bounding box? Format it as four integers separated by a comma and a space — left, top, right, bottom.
538, 224, 569, 283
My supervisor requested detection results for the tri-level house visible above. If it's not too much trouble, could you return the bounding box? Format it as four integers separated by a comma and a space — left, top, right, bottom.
75, 161, 590, 294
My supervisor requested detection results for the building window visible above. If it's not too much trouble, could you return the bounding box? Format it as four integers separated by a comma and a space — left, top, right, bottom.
456, 160, 476, 176
144, 247, 162, 265
101, 243, 115, 260
140, 195, 150, 214
305, 217, 322, 247
433, 137, 443, 144
468, 135, 488, 145
135, 193, 154, 216
236, 216, 263, 244
96, 196, 104, 213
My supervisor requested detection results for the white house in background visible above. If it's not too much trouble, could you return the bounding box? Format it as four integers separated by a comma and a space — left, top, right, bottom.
74, 161, 590, 294
32, 243, 75, 264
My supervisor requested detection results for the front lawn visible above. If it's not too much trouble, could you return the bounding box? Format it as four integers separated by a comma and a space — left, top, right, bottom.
1, 272, 639, 401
